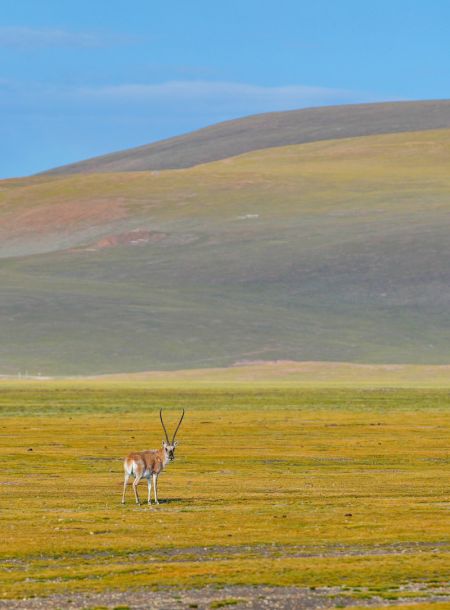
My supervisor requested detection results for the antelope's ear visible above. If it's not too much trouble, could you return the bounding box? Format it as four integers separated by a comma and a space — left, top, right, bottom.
174, 441, 179, 447
162, 440, 167, 447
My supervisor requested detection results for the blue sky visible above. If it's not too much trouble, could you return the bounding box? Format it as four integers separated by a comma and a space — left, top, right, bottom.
1, 0, 450, 177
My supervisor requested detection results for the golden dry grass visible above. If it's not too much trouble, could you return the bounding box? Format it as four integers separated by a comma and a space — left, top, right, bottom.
0, 383, 448, 601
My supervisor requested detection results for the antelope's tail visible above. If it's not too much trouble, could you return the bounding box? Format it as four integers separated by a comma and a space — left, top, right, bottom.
123, 457, 135, 476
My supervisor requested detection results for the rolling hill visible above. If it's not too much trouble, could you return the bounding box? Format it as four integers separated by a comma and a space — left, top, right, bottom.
1, 102, 450, 374
42, 100, 450, 175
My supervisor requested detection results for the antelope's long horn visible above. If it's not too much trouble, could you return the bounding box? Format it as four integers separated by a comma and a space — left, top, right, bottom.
160, 409, 170, 444
171, 409, 185, 443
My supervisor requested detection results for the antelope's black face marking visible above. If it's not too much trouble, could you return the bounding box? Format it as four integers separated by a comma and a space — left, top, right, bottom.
163, 441, 178, 461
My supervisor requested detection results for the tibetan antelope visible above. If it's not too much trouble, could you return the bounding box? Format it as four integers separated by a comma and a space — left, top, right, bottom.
122, 409, 185, 505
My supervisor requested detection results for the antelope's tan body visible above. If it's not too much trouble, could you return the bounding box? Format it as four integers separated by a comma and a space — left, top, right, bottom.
125, 450, 164, 478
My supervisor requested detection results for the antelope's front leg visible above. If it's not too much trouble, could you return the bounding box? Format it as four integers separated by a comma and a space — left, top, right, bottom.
147, 476, 152, 505
152, 473, 159, 504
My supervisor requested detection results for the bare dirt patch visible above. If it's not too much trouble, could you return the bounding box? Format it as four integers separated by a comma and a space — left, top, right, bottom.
0, 586, 381, 610
2, 584, 449, 610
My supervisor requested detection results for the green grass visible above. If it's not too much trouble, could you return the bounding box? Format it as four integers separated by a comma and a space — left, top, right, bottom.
210, 600, 243, 608
1, 129, 450, 374
0, 383, 448, 599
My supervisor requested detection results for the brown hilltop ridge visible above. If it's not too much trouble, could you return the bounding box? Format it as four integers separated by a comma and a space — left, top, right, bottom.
41, 99, 450, 175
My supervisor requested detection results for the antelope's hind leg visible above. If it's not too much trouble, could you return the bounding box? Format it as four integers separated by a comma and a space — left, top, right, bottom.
132, 464, 144, 505
122, 473, 130, 504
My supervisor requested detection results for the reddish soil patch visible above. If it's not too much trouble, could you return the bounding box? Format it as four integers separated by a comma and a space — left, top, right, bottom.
92, 229, 167, 250
0, 198, 128, 239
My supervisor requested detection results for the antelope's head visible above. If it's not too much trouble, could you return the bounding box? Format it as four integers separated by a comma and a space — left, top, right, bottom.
160, 408, 185, 462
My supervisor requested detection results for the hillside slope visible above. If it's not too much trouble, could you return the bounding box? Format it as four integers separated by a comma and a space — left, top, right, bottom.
1, 129, 449, 374
42, 100, 450, 175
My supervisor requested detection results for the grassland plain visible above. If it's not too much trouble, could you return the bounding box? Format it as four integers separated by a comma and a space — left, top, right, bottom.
0, 381, 449, 608
1, 129, 450, 374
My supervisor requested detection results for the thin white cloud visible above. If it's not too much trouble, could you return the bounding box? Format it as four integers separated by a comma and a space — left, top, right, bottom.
77, 80, 356, 106
0, 26, 134, 48
0, 79, 379, 121
71, 80, 379, 118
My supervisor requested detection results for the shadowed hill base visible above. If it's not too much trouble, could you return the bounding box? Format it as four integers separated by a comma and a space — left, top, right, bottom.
86, 361, 450, 388
0, 130, 449, 374
41, 100, 450, 174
